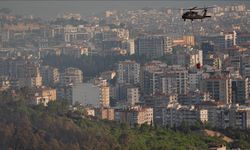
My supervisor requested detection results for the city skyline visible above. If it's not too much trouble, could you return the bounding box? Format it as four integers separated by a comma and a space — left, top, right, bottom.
0, 1, 248, 19
0, 2, 250, 149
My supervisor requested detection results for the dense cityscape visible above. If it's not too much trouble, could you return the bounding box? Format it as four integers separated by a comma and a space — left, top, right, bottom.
0, 3, 250, 150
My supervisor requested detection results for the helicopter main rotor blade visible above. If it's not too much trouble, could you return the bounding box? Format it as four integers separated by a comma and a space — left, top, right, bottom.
163, 6, 215, 11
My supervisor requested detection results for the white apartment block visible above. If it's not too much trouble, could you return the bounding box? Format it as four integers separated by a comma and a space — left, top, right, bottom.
71, 83, 110, 107
117, 60, 140, 85
157, 104, 208, 128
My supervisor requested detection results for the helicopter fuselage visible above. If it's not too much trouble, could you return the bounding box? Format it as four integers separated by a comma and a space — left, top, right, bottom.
182, 11, 211, 21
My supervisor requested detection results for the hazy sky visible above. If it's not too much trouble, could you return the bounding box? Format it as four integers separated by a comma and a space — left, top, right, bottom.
0, 1, 249, 19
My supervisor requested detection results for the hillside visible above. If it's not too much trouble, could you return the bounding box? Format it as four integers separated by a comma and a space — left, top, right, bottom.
0, 89, 226, 150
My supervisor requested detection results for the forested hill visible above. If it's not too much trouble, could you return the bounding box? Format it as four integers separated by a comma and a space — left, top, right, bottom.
0, 89, 226, 150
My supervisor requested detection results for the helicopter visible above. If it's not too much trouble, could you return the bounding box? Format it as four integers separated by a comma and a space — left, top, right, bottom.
181, 6, 214, 21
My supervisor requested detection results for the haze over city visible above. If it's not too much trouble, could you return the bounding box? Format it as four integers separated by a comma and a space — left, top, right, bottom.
1, 1, 248, 19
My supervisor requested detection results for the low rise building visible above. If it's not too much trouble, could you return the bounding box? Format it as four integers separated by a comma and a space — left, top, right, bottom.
85, 107, 95, 117
0, 76, 10, 91
178, 91, 210, 105
224, 105, 250, 129
31, 87, 57, 106
143, 94, 177, 108
96, 107, 114, 120
197, 101, 225, 128
199, 103, 250, 129
155, 103, 208, 127
60, 67, 83, 86
115, 106, 153, 126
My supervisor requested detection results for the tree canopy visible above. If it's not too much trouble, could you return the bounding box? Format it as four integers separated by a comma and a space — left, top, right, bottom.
0, 89, 244, 150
